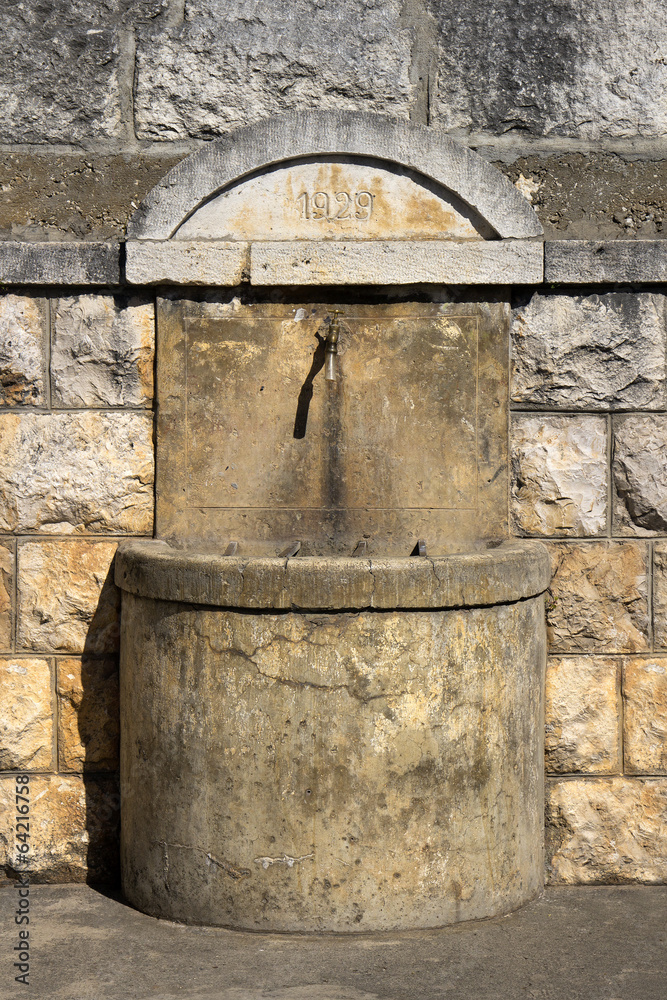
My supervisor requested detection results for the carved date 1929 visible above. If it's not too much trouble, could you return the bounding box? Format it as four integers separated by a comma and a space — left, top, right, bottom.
297, 190, 374, 221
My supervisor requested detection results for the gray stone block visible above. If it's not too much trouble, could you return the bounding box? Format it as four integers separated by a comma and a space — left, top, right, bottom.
0, 2, 166, 144
511, 292, 667, 410
251, 239, 543, 286
0, 243, 120, 285
431, 1, 667, 141
545, 241, 667, 283
134, 1, 414, 141
613, 415, 667, 535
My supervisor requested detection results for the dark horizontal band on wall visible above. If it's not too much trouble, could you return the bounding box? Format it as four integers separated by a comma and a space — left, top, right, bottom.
2, 239, 667, 287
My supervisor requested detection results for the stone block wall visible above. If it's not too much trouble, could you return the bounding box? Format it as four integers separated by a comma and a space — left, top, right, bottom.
511, 290, 667, 884
0, 292, 154, 883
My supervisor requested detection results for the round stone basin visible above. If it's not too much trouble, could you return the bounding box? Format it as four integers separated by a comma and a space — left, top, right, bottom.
116, 540, 550, 932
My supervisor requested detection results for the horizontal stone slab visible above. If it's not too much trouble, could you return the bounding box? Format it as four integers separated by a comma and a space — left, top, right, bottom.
115, 539, 551, 610
0, 242, 119, 285
545, 240, 667, 283
250, 239, 544, 285
125, 240, 248, 285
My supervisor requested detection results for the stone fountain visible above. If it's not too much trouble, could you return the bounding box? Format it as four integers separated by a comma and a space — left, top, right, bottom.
116, 111, 550, 932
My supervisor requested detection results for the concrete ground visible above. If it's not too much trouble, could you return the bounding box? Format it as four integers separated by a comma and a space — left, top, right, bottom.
0, 884, 666, 1000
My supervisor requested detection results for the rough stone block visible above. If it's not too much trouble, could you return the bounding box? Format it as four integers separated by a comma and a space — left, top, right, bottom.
0, 412, 154, 535
545, 657, 621, 775
0, 2, 166, 145
0, 242, 120, 285
57, 657, 119, 772
0, 773, 119, 883
545, 240, 667, 283
0, 658, 53, 771
0, 296, 48, 406
125, 240, 248, 285
654, 543, 667, 650
511, 292, 667, 410
134, 1, 413, 140
613, 415, 667, 535
0, 542, 13, 651
511, 414, 607, 536
52, 295, 154, 407
623, 657, 667, 775
546, 777, 667, 883
432, 2, 667, 141
18, 541, 120, 655
546, 542, 649, 654
251, 240, 543, 286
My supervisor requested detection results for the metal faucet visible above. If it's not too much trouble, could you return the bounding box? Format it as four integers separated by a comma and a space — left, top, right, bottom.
324, 311, 342, 381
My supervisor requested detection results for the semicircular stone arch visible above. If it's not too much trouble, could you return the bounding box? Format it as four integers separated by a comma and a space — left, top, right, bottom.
127, 111, 542, 242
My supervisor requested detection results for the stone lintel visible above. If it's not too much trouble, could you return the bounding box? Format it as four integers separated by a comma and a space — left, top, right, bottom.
250, 239, 544, 286
545, 240, 667, 283
125, 240, 249, 286
0, 242, 120, 285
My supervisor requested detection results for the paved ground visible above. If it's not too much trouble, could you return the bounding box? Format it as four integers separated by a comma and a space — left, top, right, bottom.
0, 884, 666, 1000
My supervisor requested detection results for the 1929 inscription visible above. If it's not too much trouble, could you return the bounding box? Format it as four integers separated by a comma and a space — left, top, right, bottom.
297, 190, 374, 221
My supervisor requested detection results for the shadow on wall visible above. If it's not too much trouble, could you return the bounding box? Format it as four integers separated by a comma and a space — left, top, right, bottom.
72, 557, 122, 887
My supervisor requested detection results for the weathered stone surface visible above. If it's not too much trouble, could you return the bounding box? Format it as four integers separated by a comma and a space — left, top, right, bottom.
135, 2, 413, 141
0, 542, 13, 650
121, 590, 545, 929
57, 657, 119, 772
653, 544, 667, 650
0, 243, 120, 285
511, 292, 667, 410
0, 774, 119, 883
126, 241, 248, 285
176, 160, 495, 242
116, 540, 551, 610
18, 541, 120, 654
155, 299, 509, 554
0, 2, 166, 144
432, 1, 667, 141
251, 240, 543, 286
546, 542, 649, 654
0, 658, 53, 771
613, 415, 667, 535
546, 778, 667, 883
128, 112, 542, 241
545, 240, 667, 282
624, 657, 667, 775
545, 657, 621, 774
52, 296, 154, 407
511, 415, 607, 537
498, 155, 667, 242
0, 296, 48, 406
0, 151, 183, 242
0, 412, 153, 534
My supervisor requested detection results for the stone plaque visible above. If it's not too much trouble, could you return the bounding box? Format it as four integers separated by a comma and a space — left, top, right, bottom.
156, 299, 509, 555
174, 158, 494, 242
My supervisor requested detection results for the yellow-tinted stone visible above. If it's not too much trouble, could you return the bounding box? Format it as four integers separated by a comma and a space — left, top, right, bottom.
545, 657, 621, 774
623, 657, 667, 774
57, 657, 119, 772
546, 542, 649, 653
0, 541, 13, 649
0, 774, 119, 883
0, 658, 53, 770
18, 541, 119, 654
546, 777, 667, 884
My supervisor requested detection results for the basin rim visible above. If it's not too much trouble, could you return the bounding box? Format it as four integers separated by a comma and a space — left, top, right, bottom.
115, 539, 550, 611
